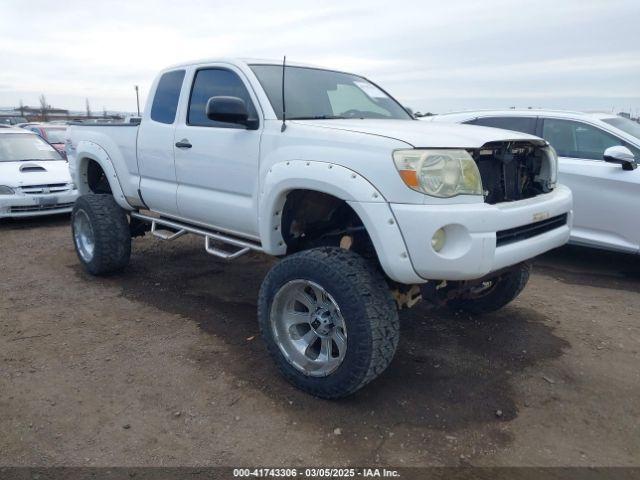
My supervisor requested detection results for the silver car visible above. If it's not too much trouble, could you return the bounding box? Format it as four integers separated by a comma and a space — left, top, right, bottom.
427, 110, 640, 254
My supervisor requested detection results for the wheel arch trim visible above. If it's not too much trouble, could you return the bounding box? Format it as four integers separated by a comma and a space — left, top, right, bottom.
74, 141, 133, 210
259, 160, 422, 283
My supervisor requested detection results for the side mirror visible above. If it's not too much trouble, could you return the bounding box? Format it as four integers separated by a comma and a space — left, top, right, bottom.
205, 96, 258, 129
603, 146, 637, 171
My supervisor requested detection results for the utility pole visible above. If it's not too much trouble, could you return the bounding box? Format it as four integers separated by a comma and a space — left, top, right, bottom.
86, 98, 92, 118
134, 85, 140, 116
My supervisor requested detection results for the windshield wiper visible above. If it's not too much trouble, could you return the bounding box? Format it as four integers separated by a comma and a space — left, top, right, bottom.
287, 115, 347, 120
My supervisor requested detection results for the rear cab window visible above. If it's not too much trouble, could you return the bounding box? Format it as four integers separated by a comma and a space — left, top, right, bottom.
150, 70, 186, 124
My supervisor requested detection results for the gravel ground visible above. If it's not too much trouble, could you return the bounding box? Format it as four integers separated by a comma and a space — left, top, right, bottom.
1, 215, 639, 467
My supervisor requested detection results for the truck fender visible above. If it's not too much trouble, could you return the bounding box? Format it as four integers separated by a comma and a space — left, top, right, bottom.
259, 160, 422, 284
74, 141, 133, 211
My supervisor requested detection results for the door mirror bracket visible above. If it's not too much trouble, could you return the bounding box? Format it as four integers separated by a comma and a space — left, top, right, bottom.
603, 146, 637, 171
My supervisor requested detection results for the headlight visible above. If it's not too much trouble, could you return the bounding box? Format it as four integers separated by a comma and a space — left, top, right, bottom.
0, 185, 15, 195
393, 149, 482, 198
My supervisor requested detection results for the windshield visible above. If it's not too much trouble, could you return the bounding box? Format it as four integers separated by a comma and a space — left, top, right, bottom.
250, 65, 411, 120
602, 117, 640, 141
44, 128, 67, 144
0, 133, 63, 162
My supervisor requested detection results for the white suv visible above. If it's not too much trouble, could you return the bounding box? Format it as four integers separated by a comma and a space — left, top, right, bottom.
428, 110, 640, 254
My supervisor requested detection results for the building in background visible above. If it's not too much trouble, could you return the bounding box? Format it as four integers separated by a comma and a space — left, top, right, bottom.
0, 105, 124, 123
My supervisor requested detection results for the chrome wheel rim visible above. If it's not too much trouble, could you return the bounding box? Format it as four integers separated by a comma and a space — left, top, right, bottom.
73, 209, 95, 263
270, 280, 347, 377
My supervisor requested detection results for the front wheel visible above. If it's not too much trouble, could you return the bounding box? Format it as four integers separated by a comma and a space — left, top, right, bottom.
258, 247, 399, 399
446, 263, 531, 315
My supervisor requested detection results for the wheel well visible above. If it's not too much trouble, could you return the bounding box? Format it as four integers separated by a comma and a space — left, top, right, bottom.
85, 159, 112, 194
281, 190, 377, 259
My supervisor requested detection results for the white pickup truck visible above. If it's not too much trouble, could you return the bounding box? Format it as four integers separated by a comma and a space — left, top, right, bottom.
67, 58, 572, 398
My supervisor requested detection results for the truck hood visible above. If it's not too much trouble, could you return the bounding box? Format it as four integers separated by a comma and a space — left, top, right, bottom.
0, 160, 72, 187
291, 119, 546, 148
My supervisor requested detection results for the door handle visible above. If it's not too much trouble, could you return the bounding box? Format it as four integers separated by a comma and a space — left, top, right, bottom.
175, 139, 192, 149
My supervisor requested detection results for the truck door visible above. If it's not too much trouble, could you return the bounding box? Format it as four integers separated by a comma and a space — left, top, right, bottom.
173, 66, 262, 237
137, 69, 186, 216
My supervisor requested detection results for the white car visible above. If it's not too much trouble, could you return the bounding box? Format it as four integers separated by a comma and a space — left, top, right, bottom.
427, 110, 640, 254
0, 125, 78, 218
66, 59, 571, 398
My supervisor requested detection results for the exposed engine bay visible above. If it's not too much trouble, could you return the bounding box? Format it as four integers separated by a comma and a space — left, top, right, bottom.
471, 141, 555, 204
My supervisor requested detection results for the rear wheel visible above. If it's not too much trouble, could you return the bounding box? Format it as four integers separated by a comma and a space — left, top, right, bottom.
447, 263, 531, 315
258, 247, 399, 399
72, 194, 131, 275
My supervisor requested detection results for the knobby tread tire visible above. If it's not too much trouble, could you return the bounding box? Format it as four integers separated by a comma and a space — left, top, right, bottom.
72, 194, 131, 275
258, 247, 399, 399
448, 263, 531, 315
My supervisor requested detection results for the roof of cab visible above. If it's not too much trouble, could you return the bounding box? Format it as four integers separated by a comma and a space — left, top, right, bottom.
163, 57, 356, 76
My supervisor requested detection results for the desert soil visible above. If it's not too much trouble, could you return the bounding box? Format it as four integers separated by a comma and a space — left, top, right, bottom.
1, 215, 639, 467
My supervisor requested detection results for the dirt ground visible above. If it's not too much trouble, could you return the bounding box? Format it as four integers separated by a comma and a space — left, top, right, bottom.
1, 215, 639, 467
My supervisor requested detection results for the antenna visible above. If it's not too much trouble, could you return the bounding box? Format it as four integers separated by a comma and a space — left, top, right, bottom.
281, 55, 287, 132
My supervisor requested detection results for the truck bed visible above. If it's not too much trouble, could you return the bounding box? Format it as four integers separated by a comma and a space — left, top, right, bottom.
67, 122, 141, 205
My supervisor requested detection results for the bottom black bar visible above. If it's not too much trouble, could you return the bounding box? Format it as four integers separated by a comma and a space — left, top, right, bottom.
1, 467, 639, 480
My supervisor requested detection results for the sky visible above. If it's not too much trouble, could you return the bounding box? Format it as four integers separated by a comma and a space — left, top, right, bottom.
1, 0, 639, 115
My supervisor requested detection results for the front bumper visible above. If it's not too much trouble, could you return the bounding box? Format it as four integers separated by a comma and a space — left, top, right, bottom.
0, 189, 79, 218
391, 185, 573, 281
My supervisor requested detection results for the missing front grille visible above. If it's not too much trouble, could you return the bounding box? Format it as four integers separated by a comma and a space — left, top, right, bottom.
473, 141, 552, 204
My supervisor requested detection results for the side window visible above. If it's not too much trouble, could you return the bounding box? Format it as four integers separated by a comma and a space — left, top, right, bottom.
150, 70, 185, 124
188, 69, 257, 128
542, 119, 621, 160
466, 116, 536, 135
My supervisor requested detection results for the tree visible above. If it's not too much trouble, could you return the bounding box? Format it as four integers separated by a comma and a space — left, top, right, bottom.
86, 98, 92, 118
39, 94, 48, 121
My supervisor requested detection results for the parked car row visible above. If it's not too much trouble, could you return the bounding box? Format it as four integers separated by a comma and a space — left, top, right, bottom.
20, 123, 69, 157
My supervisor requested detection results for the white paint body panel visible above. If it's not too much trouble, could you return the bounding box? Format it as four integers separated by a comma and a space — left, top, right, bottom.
392, 186, 572, 280
173, 63, 264, 236
430, 109, 640, 254
67, 126, 139, 210
66, 59, 573, 283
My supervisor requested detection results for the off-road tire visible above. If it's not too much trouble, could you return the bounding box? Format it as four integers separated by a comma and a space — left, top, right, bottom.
72, 194, 131, 275
258, 247, 399, 399
447, 263, 531, 315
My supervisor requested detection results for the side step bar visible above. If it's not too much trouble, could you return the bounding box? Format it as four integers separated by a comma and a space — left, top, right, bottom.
131, 212, 263, 260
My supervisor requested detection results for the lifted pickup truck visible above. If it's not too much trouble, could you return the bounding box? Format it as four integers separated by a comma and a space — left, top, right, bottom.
67, 58, 572, 398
